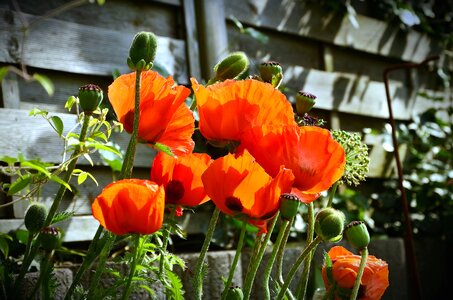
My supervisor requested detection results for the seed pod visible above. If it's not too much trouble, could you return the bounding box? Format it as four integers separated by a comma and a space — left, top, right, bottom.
24, 203, 48, 234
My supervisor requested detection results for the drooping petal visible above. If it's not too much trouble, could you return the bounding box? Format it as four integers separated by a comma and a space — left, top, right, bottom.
191, 78, 296, 143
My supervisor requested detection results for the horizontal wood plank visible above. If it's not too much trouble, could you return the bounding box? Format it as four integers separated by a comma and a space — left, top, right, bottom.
225, 0, 439, 63
0, 0, 180, 38
0, 9, 188, 83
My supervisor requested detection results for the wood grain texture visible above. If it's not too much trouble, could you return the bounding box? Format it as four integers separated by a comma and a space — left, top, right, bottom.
0, 9, 189, 83
225, 0, 439, 63
0, 0, 180, 38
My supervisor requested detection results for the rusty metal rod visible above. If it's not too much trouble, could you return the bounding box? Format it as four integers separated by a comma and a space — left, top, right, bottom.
383, 55, 439, 300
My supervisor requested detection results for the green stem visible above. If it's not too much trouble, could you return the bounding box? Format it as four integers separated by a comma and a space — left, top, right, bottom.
221, 219, 248, 300
296, 203, 315, 300
121, 234, 141, 300
159, 209, 174, 276
262, 219, 290, 300
27, 251, 53, 300
14, 114, 91, 291
64, 225, 105, 300
242, 213, 279, 300
192, 207, 220, 300
327, 182, 340, 207
275, 218, 293, 285
276, 236, 323, 300
86, 232, 115, 300
349, 247, 368, 300
120, 70, 142, 180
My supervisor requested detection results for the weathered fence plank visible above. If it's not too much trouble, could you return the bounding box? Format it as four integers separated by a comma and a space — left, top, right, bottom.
0, 9, 189, 83
225, 0, 439, 63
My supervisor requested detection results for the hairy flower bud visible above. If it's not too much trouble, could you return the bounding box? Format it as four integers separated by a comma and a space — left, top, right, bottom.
38, 227, 61, 251
127, 31, 158, 71
344, 221, 370, 250
259, 61, 283, 88
214, 51, 249, 81
225, 286, 244, 300
78, 84, 103, 115
315, 208, 345, 242
279, 193, 301, 220
24, 203, 48, 234
296, 91, 316, 116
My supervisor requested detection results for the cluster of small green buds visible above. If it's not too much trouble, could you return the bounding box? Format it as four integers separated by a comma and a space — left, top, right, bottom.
314, 208, 345, 242
38, 227, 61, 251
295, 91, 316, 116
344, 221, 370, 250
259, 61, 283, 88
279, 193, 301, 220
332, 130, 370, 186
225, 286, 244, 300
213, 51, 249, 82
78, 84, 103, 115
24, 203, 48, 234
127, 31, 158, 71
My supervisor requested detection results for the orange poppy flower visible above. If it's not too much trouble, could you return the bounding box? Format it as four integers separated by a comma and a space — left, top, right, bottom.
109, 70, 195, 155
150, 151, 213, 211
322, 246, 389, 300
92, 179, 165, 235
191, 78, 296, 144
201, 150, 294, 232
239, 125, 346, 203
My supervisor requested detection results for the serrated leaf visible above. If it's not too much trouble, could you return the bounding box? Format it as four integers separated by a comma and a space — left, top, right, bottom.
33, 73, 54, 96
49, 175, 72, 192
7, 174, 31, 196
21, 161, 51, 177
154, 142, 175, 157
0, 66, 9, 82
50, 116, 64, 136
51, 211, 75, 224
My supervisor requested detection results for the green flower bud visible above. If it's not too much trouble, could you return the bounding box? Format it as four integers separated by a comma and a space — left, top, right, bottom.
296, 91, 316, 116
128, 31, 158, 71
38, 227, 61, 251
279, 193, 301, 220
78, 84, 103, 115
24, 203, 48, 234
259, 61, 283, 88
225, 286, 244, 300
315, 208, 345, 242
214, 51, 249, 81
344, 221, 370, 250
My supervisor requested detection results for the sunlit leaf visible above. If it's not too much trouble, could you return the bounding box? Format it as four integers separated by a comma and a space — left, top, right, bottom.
0, 156, 17, 165
33, 73, 55, 96
7, 174, 31, 196
65, 96, 77, 111
154, 142, 175, 157
78, 171, 88, 185
29, 108, 48, 117
86, 142, 122, 157
50, 116, 64, 137
50, 175, 72, 192
83, 153, 94, 166
21, 161, 51, 177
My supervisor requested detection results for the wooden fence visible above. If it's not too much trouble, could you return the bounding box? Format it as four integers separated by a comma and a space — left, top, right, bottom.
0, 0, 448, 239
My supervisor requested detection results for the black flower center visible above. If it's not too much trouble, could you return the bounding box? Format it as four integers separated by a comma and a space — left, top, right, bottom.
165, 180, 185, 204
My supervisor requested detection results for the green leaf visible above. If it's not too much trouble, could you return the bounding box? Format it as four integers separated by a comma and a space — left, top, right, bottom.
229, 15, 244, 31
29, 107, 48, 117
0, 237, 9, 258
244, 27, 269, 44
33, 73, 55, 96
154, 142, 175, 157
86, 142, 122, 157
0, 156, 17, 165
15, 230, 29, 244
83, 153, 94, 166
49, 175, 72, 192
21, 161, 51, 177
91, 131, 108, 142
51, 211, 74, 225
0, 66, 9, 82
65, 96, 76, 112
97, 0, 106, 5
7, 174, 31, 196
50, 116, 64, 136
78, 171, 88, 185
